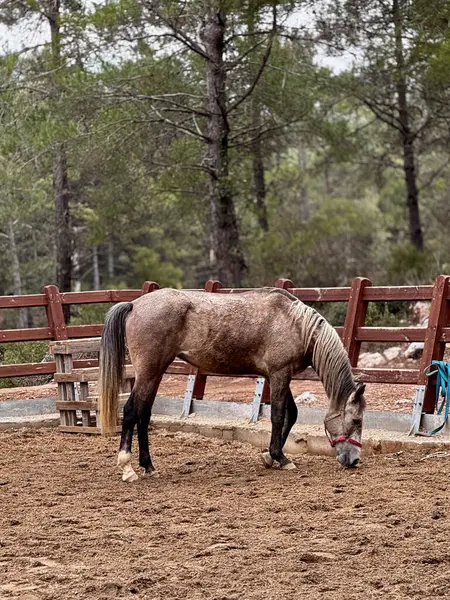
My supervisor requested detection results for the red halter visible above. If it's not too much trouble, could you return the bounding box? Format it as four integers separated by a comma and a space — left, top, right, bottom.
324, 415, 362, 449
328, 435, 362, 449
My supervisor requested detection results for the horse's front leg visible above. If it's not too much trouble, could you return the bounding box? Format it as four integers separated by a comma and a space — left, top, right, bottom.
263, 371, 296, 470
281, 388, 298, 448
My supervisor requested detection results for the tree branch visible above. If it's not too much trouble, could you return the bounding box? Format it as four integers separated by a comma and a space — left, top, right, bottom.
227, 4, 277, 114
127, 93, 209, 117
419, 159, 450, 192
149, 103, 210, 141
359, 97, 403, 133
144, 2, 209, 60
230, 118, 304, 148
225, 40, 265, 71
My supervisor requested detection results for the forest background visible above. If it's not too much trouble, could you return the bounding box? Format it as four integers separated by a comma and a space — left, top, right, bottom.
1, 0, 450, 337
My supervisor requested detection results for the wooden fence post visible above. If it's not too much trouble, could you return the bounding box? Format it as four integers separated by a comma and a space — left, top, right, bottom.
342, 277, 372, 367
204, 280, 224, 293
44, 284, 68, 341
276, 278, 295, 292
418, 275, 450, 413
191, 280, 224, 399
141, 281, 160, 295
44, 285, 75, 426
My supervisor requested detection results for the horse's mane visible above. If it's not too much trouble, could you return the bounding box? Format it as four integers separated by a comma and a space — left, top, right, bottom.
287, 299, 356, 404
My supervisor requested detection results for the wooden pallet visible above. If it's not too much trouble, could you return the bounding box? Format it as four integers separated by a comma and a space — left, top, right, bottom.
53, 337, 192, 434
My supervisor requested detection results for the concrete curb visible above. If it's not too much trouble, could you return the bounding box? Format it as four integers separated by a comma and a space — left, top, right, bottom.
0, 397, 57, 418
0, 414, 59, 431
2, 395, 450, 456
2, 411, 449, 455
149, 415, 450, 457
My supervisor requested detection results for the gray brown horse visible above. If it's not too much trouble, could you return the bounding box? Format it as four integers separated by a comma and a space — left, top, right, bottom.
99, 287, 366, 482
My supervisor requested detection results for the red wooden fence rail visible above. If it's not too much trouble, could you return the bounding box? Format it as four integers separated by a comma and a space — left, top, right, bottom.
1, 275, 450, 414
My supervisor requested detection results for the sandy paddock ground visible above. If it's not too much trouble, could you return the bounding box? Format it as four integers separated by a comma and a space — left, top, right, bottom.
1, 426, 450, 600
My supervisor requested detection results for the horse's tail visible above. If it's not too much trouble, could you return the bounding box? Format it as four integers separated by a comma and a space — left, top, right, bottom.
99, 302, 134, 435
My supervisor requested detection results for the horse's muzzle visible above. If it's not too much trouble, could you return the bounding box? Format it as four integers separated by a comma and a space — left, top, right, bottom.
335, 440, 361, 468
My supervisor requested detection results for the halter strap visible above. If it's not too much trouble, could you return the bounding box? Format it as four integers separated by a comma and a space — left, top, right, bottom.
328, 435, 362, 449
324, 416, 362, 449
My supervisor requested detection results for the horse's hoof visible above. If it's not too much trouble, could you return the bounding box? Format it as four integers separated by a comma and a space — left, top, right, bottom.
281, 461, 297, 470
261, 451, 274, 468
122, 465, 139, 482
142, 468, 159, 478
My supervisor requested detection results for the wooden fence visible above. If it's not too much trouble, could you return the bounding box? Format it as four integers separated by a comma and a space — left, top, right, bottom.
1, 275, 450, 414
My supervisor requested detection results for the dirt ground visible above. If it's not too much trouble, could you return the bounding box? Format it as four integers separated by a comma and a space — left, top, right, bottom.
0, 375, 416, 413
1, 427, 450, 600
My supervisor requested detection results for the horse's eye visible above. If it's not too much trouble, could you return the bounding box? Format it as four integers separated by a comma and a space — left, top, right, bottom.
352, 418, 362, 426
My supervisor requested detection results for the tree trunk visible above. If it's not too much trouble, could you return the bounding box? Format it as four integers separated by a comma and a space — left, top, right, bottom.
53, 145, 72, 295
298, 145, 310, 221
202, 9, 246, 287
393, 0, 424, 251
251, 103, 269, 232
248, 5, 268, 232
209, 232, 216, 278
107, 240, 115, 280
47, 0, 72, 320
8, 220, 27, 329
324, 160, 332, 196
72, 246, 82, 293
93, 246, 100, 289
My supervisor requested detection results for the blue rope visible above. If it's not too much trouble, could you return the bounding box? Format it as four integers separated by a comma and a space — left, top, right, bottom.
423, 360, 450, 435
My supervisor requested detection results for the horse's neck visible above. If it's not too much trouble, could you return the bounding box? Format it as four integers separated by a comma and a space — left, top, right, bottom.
311, 326, 355, 413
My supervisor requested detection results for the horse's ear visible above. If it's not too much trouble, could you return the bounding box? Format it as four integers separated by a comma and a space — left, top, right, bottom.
356, 381, 366, 396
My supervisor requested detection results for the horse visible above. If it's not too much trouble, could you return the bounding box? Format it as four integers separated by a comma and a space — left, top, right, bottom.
99, 287, 366, 482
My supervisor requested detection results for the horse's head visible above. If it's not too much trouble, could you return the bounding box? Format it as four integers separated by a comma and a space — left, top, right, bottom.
324, 381, 366, 468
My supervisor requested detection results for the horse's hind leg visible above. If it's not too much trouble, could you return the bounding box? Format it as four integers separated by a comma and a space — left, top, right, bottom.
281, 388, 298, 449
135, 375, 163, 476
265, 371, 296, 470
117, 375, 163, 482
117, 392, 139, 482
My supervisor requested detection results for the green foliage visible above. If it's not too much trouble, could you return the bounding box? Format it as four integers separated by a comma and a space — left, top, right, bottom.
0, 342, 48, 389
127, 247, 184, 289
0, 378, 16, 389
365, 302, 409, 327
0, 341, 48, 365
1, 0, 450, 306
387, 244, 437, 285
246, 195, 384, 287
0, 341, 49, 389
70, 304, 113, 326
309, 300, 408, 329
311, 302, 347, 327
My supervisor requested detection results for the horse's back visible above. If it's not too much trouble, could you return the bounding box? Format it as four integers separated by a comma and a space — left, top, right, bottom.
129, 287, 295, 338
126, 287, 303, 376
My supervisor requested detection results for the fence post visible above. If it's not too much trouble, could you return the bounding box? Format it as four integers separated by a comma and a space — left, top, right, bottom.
342, 277, 372, 367
44, 285, 75, 426
191, 280, 224, 400
44, 285, 68, 341
418, 275, 450, 414
275, 278, 295, 292
141, 281, 160, 295
204, 280, 224, 293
